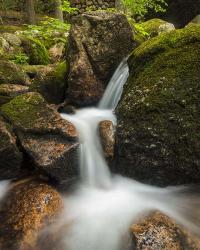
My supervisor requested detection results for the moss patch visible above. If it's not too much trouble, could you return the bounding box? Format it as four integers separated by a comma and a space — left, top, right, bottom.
21, 37, 50, 65
116, 24, 200, 186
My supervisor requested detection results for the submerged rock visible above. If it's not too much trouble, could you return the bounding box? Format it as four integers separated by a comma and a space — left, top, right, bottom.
0, 60, 30, 85
1, 92, 79, 182
131, 212, 200, 249
116, 24, 200, 186
29, 61, 67, 104
67, 11, 133, 106
0, 178, 63, 250
0, 117, 23, 180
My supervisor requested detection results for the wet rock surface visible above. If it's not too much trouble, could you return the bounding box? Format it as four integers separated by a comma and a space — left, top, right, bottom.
116, 24, 200, 186
131, 212, 200, 250
1, 92, 79, 182
0, 117, 23, 180
67, 11, 133, 106
0, 178, 63, 250
99, 120, 115, 161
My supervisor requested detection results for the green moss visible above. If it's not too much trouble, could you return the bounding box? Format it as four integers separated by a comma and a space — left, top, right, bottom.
0, 25, 24, 34
116, 24, 200, 185
21, 36, 50, 65
0, 60, 30, 85
139, 18, 166, 36
1, 92, 49, 129
29, 61, 67, 104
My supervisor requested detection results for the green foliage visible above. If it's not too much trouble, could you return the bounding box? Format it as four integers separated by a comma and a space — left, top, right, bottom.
61, 0, 78, 14
21, 17, 70, 48
122, 0, 167, 18
11, 53, 29, 65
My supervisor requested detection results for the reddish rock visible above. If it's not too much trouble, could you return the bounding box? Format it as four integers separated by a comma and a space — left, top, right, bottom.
131, 212, 200, 250
0, 178, 63, 250
99, 120, 115, 160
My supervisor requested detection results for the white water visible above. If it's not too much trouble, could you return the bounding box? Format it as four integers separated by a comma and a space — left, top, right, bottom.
0, 181, 9, 200
59, 59, 200, 250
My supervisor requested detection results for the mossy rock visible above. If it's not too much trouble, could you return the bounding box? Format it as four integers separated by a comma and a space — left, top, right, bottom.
0, 25, 23, 34
115, 24, 200, 186
21, 36, 50, 65
29, 61, 68, 104
0, 60, 30, 85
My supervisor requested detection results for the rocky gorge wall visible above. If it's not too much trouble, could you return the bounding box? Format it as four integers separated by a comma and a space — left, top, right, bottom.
69, 0, 116, 13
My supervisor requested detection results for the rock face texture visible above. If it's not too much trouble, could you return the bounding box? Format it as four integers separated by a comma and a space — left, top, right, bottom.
0, 60, 30, 85
0, 178, 63, 250
0, 117, 23, 180
1, 92, 79, 181
70, 0, 116, 14
116, 24, 200, 186
67, 11, 133, 106
131, 212, 200, 250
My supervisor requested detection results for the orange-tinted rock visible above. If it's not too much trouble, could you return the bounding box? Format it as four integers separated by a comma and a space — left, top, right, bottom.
99, 120, 115, 160
131, 212, 200, 250
0, 178, 63, 250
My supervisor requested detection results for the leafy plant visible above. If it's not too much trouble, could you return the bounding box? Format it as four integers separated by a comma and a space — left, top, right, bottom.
21, 17, 70, 48
11, 53, 29, 65
61, 0, 78, 14
121, 0, 167, 18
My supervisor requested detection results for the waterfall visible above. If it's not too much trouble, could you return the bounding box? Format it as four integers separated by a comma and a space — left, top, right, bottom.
59, 59, 200, 250
99, 58, 129, 110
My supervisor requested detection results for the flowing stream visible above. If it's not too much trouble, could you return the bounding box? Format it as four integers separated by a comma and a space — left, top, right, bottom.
60, 59, 200, 250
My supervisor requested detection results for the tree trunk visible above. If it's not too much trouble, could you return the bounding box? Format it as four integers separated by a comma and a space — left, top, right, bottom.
25, 0, 36, 24
54, 0, 64, 22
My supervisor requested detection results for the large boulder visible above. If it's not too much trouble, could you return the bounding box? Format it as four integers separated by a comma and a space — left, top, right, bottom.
0, 117, 23, 180
0, 60, 30, 85
0, 178, 63, 250
115, 24, 200, 186
131, 212, 200, 249
67, 11, 133, 106
1, 92, 79, 182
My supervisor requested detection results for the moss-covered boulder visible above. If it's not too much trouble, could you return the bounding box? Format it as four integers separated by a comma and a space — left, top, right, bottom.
1, 92, 79, 182
0, 117, 23, 180
0, 60, 30, 85
0, 178, 63, 250
115, 24, 200, 186
139, 18, 175, 38
29, 61, 67, 104
21, 37, 50, 65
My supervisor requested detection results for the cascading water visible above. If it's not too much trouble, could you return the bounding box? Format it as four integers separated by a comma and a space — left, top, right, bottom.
59, 59, 200, 250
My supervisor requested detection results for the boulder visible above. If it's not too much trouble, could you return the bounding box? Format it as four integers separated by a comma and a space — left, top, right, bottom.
0, 178, 63, 250
0, 84, 29, 106
1, 92, 79, 182
67, 11, 133, 106
116, 24, 200, 186
49, 42, 65, 63
139, 18, 175, 38
2, 33, 21, 47
21, 37, 50, 65
29, 62, 67, 104
0, 117, 23, 180
0, 60, 30, 85
189, 14, 200, 25
99, 120, 115, 161
131, 212, 200, 249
